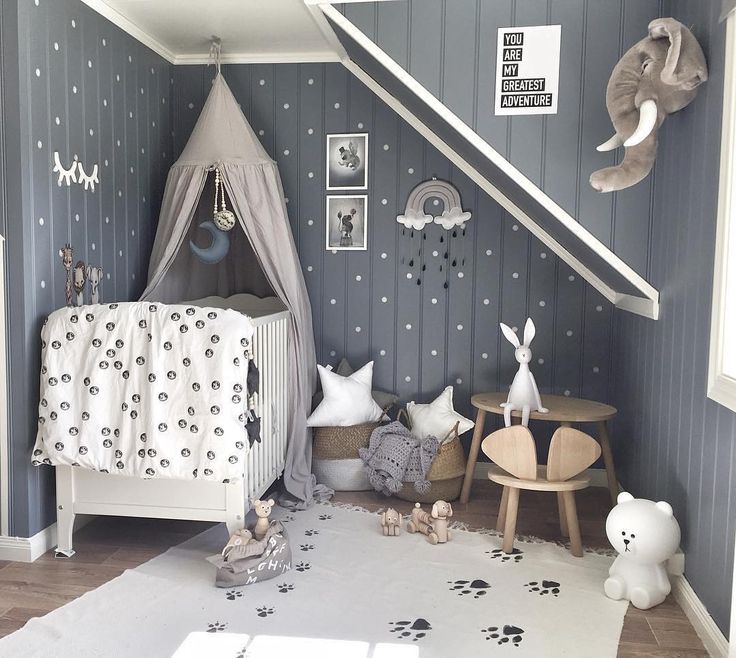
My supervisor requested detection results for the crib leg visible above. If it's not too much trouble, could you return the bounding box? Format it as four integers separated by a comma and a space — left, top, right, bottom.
55, 466, 76, 558
225, 481, 245, 536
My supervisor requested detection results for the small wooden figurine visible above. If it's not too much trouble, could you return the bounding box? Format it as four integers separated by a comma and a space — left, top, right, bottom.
252, 498, 275, 541
222, 528, 253, 558
380, 507, 402, 536
407, 500, 453, 544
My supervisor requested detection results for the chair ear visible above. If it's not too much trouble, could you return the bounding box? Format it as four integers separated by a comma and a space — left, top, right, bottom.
523, 317, 536, 346
481, 426, 537, 480
500, 323, 520, 349
547, 427, 601, 481
431, 502, 439, 518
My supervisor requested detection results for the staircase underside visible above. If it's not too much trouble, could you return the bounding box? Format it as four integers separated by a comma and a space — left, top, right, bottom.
308, 2, 660, 320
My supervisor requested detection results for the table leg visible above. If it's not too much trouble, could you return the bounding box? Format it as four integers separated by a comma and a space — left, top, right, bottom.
597, 421, 619, 507
562, 491, 583, 557
460, 408, 486, 504
502, 487, 520, 554
497, 486, 509, 532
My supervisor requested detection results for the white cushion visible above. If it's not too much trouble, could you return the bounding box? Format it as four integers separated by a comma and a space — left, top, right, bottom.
407, 386, 474, 443
307, 361, 384, 427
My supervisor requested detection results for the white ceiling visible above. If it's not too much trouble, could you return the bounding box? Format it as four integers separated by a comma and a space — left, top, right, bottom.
80, 0, 341, 64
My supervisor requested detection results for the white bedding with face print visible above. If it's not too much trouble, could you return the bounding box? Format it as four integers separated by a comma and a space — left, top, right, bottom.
32, 301, 255, 482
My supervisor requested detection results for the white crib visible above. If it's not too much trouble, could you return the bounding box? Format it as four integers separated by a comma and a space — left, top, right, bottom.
54, 299, 290, 557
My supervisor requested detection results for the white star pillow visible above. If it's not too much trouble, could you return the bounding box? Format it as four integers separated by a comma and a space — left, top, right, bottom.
407, 386, 474, 444
307, 361, 384, 427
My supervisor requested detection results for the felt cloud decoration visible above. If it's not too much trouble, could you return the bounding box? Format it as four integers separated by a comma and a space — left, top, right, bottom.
397, 178, 471, 231
434, 207, 472, 230
407, 386, 474, 444
397, 208, 433, 231
307, 361, 384, 427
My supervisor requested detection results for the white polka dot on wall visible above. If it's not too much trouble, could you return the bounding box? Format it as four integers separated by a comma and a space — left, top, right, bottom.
259, 79, 265, 86
383, 144, 389, 151
456, 378, 462, 385
106, 273, 111, 280
457, 324, 463, 331
307, 78, 314, 85
593, 366, 600, 373
405, 376, 411, 382
481, 352, 489, 360
330, 299, 336, 305
188, 103, 194, 109
355, 275, 362, 281
431, 298, 438, 304
88, 60, 92, 69
486, 249, 492, 256
105, 216, 109, 224
483, 298, 490, 305
102, 38, 106, 47
540, 252, 547, 259
406, 272, 412, 279
564, 390, 571, 397
538, 358, 544, 365
330, 350, 336, 357
355, 326, 361, 333
334, 102, 340, 109
408, 167, 414, 174
539, 300, 546, 307
116, 74, 120, 82
308, 172, 314, 178
38, 217, 44, 226
357, 122, 364, 129
131, 229, 135, 237
71, 19, 76, 28
72, 85, 77, 94
431, 350, 438, 356
259, 130, 265, 136
457, 272, 464, 278
34, 0, 38, 6
381, 252, 387, 260
596, 305, 603, 312
405, 324, 412, 330
432, 250, 438, 257
54, 42, 59, 51
566, 330, 573, 337
132, 273, 136, 280
512, 272, 519, 279
283, 149, 290, 156
379, 349, 387, 356
36, 140, 42, 149
119, 250, 123, 257
307, 265, 313, 272
568, 275, 575, 282
283, 103, 290, 110
307, 128, 313, 135
103, 99, 107, 107
381, 296, 388, 303
381, 199, 387, 205
40, 280, 45, 289
307, 219, 314, 226
91, 243, 96, 251
512, 224, 519, 231
35, 68, 41, 78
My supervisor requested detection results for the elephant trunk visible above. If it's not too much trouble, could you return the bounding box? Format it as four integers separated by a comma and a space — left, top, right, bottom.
589, 129, 658, 193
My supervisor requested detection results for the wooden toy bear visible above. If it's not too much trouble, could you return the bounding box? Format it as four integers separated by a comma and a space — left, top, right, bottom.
253, 498, 275, 541
380, 508, 402, 536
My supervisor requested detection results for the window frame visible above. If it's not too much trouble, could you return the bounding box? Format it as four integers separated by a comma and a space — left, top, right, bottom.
708, 12, 736, 413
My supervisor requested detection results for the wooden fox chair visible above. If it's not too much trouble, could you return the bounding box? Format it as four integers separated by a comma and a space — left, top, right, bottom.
481, 425, 601, 557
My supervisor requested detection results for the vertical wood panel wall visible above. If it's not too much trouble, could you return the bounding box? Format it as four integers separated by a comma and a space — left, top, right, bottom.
612, 1, 736, 635
342, 0, 662, 279
9, 0, 172, 536
173, 63, 614, 454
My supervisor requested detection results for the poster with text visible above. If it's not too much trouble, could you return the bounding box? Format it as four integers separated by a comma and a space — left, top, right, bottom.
494, 25, 561, 115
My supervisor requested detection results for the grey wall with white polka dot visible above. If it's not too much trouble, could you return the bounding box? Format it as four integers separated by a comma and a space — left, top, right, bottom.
172, 62, 614, 437
6, 0, 173, 536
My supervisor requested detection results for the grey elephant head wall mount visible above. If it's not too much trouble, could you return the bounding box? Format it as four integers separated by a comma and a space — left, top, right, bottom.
590, 18, 708, 193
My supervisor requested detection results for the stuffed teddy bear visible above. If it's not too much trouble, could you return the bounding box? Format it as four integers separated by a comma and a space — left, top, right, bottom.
604, 492, 680, 609
253, 498, 275, 541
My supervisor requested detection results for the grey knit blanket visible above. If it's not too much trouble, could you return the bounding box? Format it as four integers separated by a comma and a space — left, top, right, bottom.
359, 421, 440, 495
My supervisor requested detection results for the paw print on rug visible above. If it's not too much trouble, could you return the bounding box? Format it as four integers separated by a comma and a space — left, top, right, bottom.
389, 618, 432, 641
256, 606, 275, 617
206, 621, 227, 633
448, 579, 491, 598
525, 580, 561, 597
277, 583, 294, 593
486, 548, 524, 563
304, 529, 319, 536
225, 589, 244, 601
281, 514, 295, 523
481, 625, 525, 646
299, 544, 315, 552
318, 514, 332, 520
295, 562, 311, 572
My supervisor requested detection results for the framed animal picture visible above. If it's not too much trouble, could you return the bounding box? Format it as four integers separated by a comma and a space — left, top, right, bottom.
326, 133, 368, 190
326, 195, 368, 251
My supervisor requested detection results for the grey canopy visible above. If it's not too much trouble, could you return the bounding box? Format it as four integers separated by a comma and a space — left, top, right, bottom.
722, 0, 736, 21
141, 73, 330, 508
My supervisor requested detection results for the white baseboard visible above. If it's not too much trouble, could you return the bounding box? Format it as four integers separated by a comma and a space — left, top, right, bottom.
0, 515, 93, 562
672, 575, 729, 658
472, 462, 611, 488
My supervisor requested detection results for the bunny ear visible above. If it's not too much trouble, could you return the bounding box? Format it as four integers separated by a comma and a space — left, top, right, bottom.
500, 323, 520, 348
523, 318, 536, 346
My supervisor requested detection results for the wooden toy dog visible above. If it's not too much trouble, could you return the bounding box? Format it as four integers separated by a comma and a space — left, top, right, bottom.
253, 498, 275, 541
380, 508, 402, 536
222, 528, 253, 558
407, 500, 453, 544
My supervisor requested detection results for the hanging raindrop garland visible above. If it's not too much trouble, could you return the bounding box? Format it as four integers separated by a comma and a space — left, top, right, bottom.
212, 168, 236, 231
396, 179, 471, 289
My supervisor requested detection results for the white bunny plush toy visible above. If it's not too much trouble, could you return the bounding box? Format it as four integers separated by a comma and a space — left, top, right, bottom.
499, 318, 548, 427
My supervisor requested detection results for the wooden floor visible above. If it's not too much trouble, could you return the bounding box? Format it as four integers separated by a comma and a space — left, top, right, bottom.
0, 481, 708, 657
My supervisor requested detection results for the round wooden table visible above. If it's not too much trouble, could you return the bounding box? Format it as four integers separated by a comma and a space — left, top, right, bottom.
460, 392, 618, 507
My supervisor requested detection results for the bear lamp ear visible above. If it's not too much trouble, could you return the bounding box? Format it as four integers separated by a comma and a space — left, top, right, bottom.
656, 501, 674, 517
267, 499, 275, 507
617, 492, 634, 504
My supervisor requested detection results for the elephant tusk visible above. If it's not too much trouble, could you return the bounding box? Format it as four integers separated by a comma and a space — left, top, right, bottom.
623, 100, 658, 147
596, 134, 624, 152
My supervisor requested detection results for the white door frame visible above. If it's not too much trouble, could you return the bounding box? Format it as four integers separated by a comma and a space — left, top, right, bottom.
0, 234, 9, 536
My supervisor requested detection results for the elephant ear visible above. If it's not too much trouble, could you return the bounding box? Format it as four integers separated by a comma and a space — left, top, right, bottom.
648, 18, 707, 90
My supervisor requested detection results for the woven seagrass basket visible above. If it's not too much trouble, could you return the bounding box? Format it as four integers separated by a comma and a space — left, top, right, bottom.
312, 421, 381, 460
393, 411, 467, 503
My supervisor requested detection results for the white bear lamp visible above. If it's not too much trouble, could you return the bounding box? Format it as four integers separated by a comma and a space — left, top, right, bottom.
604, 492, 680, 609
